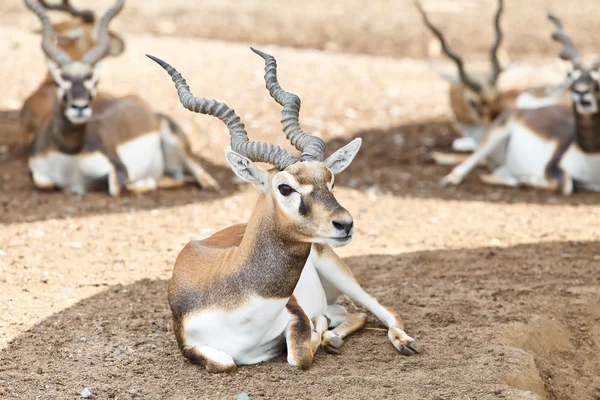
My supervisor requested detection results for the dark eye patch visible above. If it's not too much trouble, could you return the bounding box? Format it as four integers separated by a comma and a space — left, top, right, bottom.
299, 198, 309, 215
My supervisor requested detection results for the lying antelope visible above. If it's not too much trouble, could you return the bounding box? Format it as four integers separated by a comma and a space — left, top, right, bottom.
440, 13, 600, 195
415, 0, 568, 165
20, 0, 125, 144
25, 0, 217, 196
149, 48, 420, 372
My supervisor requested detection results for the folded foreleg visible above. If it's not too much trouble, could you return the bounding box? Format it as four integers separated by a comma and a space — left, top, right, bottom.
313, 245, 420, 356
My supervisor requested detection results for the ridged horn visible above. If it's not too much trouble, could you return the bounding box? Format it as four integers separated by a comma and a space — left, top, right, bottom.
548, 12, 581, 63
251, 47, 326, 162
489, 0, 504, 85
24, 0, 73, 67
415, 1, 482, 93
146, 54, 298, 170
39, 0, 95, 23
80, 0, 124, 65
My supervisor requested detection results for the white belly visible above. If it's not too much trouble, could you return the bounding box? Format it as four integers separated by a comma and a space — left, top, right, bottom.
116, 132, 164, 182
182, 296, 290, 365
560, 144, 600, 185
29, 151, 112, 194
505, 123, 557, 179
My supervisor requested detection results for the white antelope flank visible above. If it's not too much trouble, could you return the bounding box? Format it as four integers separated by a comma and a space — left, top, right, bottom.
25, 0, 218, 196
20, 0, 125, 145
148, 48, 420, 372
440, 12, 600, 195
416, 0, 568, 166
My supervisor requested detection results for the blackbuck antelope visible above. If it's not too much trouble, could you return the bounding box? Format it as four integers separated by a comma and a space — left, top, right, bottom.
416, 0, 567, 166
25, 0, 217, 196
20, 0, 125, 144
149, 48, 420, 372
440, 13, 600, 195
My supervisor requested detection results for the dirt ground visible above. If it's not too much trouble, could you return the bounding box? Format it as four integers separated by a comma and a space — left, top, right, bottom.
1, 1, 600, 399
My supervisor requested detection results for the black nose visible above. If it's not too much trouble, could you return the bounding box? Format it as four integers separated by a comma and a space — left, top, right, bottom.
70, 104, 89, 111
332, 220, 353, 235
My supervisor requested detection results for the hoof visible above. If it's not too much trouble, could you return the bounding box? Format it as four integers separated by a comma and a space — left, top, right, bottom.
398, 338, 421, 356
440, 172, 463, 186
322, 333, 343, 355
388, 326, 421, 356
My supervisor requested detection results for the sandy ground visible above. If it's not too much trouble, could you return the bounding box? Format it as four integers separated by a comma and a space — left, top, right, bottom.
3, 0, 600, 59
1, 2, 600, 399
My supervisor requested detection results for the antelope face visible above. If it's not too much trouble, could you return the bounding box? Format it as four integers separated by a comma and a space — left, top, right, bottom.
271, 161, 354, 246
569, 66, 600, 114
454, 83, 502, 125
48, 61, 99, 124
226, 139, 362, 247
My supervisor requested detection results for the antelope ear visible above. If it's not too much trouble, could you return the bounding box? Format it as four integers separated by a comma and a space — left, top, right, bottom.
108, 31, 125, 56
324, 138, 362, 175
225, 150, 269, 191
47, 60, 68, 87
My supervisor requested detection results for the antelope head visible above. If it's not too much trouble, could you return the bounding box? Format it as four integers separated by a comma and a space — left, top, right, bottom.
25, 0, 124, 124
148, 49, 362, 247
38, 1, 125, 62
416, 0, 505, 125
548, 12, 600, 115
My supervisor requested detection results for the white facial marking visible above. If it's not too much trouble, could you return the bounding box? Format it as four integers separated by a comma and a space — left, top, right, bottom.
65, 107, 93, 124
271, 172, 311, 218
590, 70, 599, 81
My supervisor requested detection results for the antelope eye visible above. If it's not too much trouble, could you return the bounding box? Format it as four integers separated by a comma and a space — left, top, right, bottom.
278, 184, 294, 196
468, 99, 479, 109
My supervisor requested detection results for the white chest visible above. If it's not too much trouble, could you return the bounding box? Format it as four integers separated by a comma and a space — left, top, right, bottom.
293, 256, 328, 320
29, 151, 112, 194
560, 144, 600, 185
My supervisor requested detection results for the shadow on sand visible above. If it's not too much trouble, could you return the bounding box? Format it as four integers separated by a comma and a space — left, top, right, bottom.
0, 109, 242, 225
327, 119, 600, 206
1, 241, 598, 399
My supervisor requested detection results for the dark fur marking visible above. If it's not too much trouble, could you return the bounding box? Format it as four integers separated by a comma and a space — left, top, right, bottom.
285, 296, 313, 369
170, 220, 312, 315
299, 198, 308, 215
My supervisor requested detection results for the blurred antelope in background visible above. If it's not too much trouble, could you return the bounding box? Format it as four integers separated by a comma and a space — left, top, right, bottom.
416, 0, 568, 166
20, 0, 125, 144
440, 13, 600, 195
25, 0, 217, 196
149, 48, 420, 372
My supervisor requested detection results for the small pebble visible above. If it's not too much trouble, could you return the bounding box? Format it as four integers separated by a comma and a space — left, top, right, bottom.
237, 393, 250, 400
80, 388, 93, 398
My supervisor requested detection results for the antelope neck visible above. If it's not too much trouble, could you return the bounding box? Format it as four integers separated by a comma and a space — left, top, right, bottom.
37, 101, 87, 155
573, 103, 600, 152
237, 194, 312, 296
